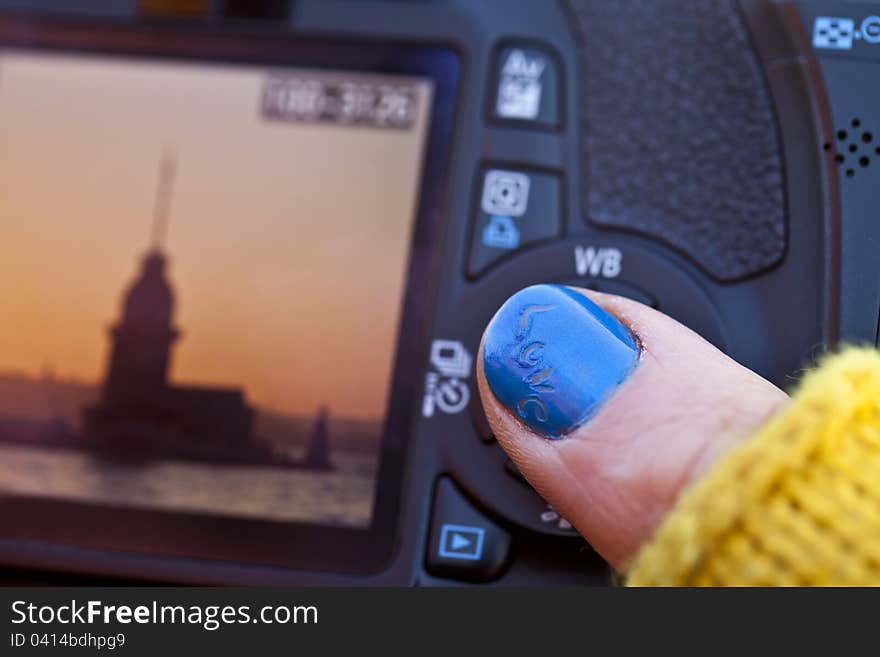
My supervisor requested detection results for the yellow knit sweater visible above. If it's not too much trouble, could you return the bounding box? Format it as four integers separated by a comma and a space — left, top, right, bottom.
628, 347, 880, 586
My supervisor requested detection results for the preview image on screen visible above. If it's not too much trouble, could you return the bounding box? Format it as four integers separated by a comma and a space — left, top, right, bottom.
0, 51, 434, 528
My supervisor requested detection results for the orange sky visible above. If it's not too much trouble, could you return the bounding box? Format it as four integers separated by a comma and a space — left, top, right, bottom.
0, 51, 433, 419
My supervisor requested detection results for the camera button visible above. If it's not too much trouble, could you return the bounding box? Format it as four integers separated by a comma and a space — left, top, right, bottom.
425, 477, 511, 581
558, 278, 657, 309
491, 44, 560, 128
468, 168, 562, 277
504, 458, 528, 485
470, 387, 495, 443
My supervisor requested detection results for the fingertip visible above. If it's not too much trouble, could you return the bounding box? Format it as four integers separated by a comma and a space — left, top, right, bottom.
477, 284, 787, 567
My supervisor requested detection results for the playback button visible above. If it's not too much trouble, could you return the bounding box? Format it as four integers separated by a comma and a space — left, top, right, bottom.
467, 168, 562, 278
425, 477, 512, 581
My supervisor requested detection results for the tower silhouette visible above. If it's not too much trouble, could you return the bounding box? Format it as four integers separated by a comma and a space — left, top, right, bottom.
103, 251, 179, 404
104, 153, 179, 403
83, 151, 259, 463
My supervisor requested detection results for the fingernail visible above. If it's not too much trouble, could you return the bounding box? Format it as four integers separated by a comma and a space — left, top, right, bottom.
482, 284, 639, 439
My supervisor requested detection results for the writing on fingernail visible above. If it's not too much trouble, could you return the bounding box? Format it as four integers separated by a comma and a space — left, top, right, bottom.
483, 284, 639, 439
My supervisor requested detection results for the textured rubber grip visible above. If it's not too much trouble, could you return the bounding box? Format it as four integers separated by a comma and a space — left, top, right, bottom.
562, 0, 786, 281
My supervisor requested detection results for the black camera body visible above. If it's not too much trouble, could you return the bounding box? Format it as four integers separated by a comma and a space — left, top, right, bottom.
0, 0, 877, 585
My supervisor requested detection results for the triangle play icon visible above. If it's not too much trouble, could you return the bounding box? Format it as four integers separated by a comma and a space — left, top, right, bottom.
450, 533, 472, 550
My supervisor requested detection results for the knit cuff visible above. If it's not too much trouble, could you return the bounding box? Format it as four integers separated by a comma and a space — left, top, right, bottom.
627, 347, 880, 586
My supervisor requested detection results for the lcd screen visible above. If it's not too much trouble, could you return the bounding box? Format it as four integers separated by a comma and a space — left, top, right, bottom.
0, 50, 434, 532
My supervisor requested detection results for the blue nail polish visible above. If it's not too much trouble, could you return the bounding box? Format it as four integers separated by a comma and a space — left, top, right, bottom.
482, 284, 639, 439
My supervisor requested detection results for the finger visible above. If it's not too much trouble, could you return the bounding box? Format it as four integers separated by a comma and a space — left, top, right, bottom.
477, 284, 788, 570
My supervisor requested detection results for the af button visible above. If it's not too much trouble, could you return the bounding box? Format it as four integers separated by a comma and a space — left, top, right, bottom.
467, 168, 562, 278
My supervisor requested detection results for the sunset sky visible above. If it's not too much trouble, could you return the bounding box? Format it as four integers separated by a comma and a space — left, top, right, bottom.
0, 51, 433, 420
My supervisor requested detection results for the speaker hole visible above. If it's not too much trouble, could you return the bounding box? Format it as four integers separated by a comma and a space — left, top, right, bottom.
823, 142, 831, 151
859, 156, 870, 167
846, 168, 855, 177
876, 146, 880, 155
835, 154, 844, 163
852, 118, 861, 128
849, 144, 858, 153
863, 132, 874, 143
838, 130, 848, 140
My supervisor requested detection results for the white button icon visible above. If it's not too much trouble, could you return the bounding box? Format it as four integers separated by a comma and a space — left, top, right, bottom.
813, 16, 856, 50
496, 49, 546, 120
422, 339, 473, 418
429, 339, 472, 378
811, 15, 880, 50
862, 16, 880, 44
481, 170, 530, 217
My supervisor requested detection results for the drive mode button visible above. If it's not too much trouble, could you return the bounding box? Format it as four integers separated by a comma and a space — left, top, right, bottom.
426, 477, 511, 581
467, 168, 562, 277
